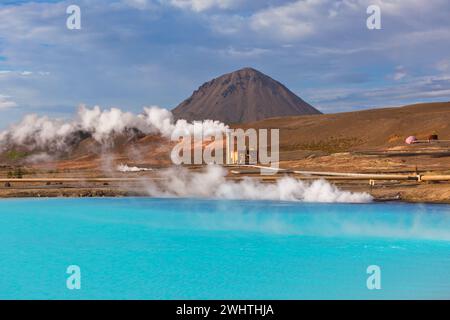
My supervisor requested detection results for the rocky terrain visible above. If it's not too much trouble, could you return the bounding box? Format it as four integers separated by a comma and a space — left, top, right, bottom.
172, 67, 321, 123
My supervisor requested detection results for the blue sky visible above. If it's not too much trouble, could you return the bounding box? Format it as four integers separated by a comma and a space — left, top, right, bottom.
0, 0, 449, 128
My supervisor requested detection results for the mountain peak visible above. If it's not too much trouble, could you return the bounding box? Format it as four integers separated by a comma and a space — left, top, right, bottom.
232, 67, 262, 74
172, 68, 321, 124
222, 67, 268, 81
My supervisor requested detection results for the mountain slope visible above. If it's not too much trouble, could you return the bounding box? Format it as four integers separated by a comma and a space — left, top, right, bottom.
240, 101, 450, 153
172, 67, 321, 124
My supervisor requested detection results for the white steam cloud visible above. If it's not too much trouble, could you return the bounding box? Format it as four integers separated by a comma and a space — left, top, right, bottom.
117, 164, 153, 172
0, 105, 228, 152
147, 166, 373, 203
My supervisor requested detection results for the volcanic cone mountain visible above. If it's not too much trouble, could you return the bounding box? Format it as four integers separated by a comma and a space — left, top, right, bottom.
172, 67, 321, 124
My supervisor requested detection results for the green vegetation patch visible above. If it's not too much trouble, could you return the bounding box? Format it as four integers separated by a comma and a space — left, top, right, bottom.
7, 167, 26, 179
5, 150, 29, 161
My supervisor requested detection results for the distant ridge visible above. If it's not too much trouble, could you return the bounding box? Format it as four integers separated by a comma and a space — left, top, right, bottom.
172, 67, 321, 124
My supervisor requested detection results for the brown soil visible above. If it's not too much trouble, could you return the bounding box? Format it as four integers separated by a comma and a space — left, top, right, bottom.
240, 101, 450, 152
172, 67, 320, 123
1, 102, 449, 203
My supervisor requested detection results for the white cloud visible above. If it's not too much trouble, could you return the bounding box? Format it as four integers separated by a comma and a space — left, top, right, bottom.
0, 2, 67, 42
0, 95, 17, 110
392, 66, 407, 81
366, 0, 448, 16
207, 0, 450, 43
0, 70, 48, 78
208, 0, 357, 41
249, 0, 322, 40
0, 0, 449, 121
222, 46, 270, 58
169, 0, 242, 12
306, 74, 450, 112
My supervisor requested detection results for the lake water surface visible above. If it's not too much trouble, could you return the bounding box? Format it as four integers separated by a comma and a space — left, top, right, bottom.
0, 198, 449, 299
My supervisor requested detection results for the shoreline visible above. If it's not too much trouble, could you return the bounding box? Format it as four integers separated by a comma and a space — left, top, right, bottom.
1, 194, 448, 206
1, 163, 449, 204
1, 183, 449, 204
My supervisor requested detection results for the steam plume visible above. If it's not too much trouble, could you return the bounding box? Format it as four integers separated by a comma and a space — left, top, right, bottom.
146, 166, 373, 203
117, 164, 153, 172
0, 105, 228, 152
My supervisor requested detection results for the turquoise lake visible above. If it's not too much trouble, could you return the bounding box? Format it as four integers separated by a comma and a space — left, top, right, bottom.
0, 198, 449, 299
